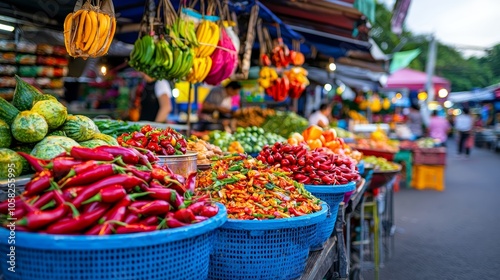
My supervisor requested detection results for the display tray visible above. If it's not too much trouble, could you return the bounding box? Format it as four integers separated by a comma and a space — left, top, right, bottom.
369, 163, 402, 190
0, 174, 32, 189
197, 163, 211, 171
354, 148, 398, 161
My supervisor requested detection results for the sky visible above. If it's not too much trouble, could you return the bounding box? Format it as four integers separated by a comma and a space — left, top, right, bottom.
381, 0, 500, 56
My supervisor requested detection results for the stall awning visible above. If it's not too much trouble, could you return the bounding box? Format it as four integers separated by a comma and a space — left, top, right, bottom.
385, 68, 451, 91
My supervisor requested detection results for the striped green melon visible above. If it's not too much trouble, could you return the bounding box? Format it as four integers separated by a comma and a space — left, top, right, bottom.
0, 97, 20, 125
11, 111, 48, 143
0, 148, 23, 179
49, 130, 66, 137
31, 136, 80, 160
79, 139, 108, 148
31, 99, 68, 130
32, 94, 57, 106
93, 133, 119, 146
62, 115, 97, 142
0, 120, 12, 148
12, 75, 42, 111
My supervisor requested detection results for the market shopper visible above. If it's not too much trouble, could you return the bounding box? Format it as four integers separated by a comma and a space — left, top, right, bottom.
428, 110, 450, 145
139, 73, 172, 123
199, 81, 242, 131
308, 103, 332, 128
455, 107, 473, 156
407, 104, 424, 139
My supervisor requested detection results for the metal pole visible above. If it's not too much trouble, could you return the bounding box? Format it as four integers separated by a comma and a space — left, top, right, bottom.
186, 83, 193, 137
423, 34, 437, 125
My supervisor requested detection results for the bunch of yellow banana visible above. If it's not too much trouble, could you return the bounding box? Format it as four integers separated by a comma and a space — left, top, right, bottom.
194, 20, 220, 57
186, 57, 212, 83
258, 66, 279, 89
63, 8, 116, 58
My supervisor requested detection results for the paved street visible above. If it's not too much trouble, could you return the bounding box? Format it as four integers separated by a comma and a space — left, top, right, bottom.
363, 139, 500, 280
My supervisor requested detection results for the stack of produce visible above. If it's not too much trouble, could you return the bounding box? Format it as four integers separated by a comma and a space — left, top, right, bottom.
416, 137, 441, 148
94, 119, 142, 138
196, 154, 321, 220
0, 76, 119, 178
187, 137, 224, 165
117, 125, 187, 156
363, 156, 401, 171
1, 145, 219, 234
63, 0, 116, 58
261, 111, 309, 138
207, 126, 286, 154
330, 126, 355, 139
232, 107, 275, 128
352, 138, 399, 153
283, 66, 309, 99
288, 125, 363, 163
257, 142, 360, 185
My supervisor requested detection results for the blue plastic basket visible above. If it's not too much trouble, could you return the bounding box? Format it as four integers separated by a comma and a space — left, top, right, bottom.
304, 182, 356, 250
357, 160, 365, 175
0, 204, 227, 280
209, 202, 328, 280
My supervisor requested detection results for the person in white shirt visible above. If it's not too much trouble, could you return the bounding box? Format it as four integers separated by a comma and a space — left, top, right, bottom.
140, 74, 172, 123
455, 107, 473, 156
309, 103, 332, 128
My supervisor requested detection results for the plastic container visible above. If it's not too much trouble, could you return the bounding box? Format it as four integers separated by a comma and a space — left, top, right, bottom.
209, 202, 328, 280
413, 147, 446, 165
357, 160, 365, 175
157, 151, 198, 178
369, 163, 402, 190
304, 182, 356, 250
0, 204, 227, 280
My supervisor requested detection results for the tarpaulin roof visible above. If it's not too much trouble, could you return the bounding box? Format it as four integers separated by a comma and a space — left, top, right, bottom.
385, 68, 451, 91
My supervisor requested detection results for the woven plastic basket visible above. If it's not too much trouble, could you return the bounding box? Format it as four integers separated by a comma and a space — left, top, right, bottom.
209, 202, 328, 280
304, 182, 356, 250
0, 204, 227, 280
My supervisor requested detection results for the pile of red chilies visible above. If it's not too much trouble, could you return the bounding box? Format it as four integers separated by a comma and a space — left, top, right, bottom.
257, 143, 360, 185
0, 146, 218, 235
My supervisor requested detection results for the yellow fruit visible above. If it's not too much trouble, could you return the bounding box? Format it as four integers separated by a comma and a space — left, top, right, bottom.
83, 11, 98, 52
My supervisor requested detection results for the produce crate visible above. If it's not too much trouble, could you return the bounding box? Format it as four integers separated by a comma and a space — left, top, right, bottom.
0, 204, 227, 280
209, 202, 327, 280
355, 148, 396, 161
411, 164, 445, 191
305, 183, 356, 250
412, 147, 447, 165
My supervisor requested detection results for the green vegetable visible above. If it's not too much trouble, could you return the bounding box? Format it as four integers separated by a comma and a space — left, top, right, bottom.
208, 126, 286, 153
11, 111, 48, 143
12, 75, 42, 111
62, 115, 97, 141
94, 119, 142, 138
31, 136, 80, 160
78, 139, 108, 148
0, 148, 23, 179
261, 111, 309, 138
31, 99, 68, 130
0, 120, 12, 148
0, 97, 20, 125
49, 130, 66, 137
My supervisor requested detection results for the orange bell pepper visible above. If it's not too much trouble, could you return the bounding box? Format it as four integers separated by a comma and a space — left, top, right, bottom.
325, 140, 340, 151
319, 135, 326, 146
322, 128, 337, 142
307, 139, 322, 149
302, 125, 323, 141
288, 138, 299, 145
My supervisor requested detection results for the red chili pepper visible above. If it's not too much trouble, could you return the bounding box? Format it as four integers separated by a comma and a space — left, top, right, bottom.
129, 201, 150, 209
17, 152, 48, 172
16, 203, 69, 230
165, 212, 190, 228
147, 182, 184, 208
46, 203, 109, 234
185, 172, 196, 193
194, 215, 209, 222
289, 208, 305, 216
63, 187, 82, 200
23, 170, 55, 196
0, 197, 22, 214
140, 216, 159, 226
70, 146, 114, 161
62, 164, 127, 188
127, 168, 152, 182
94, 146, 139, 165
124, 212, 140, 224
45, 157, 84, 179
130, 200, 172, 216
72, 174, 147, 207
93, 196, 132, 235
129, 147, 152, 169
143, 149, 159, 163
82, 185, 127, 205
173, 208, 196, 223
115, 224, 157, 234
199, 205, 218, 218
187, 202, 206, 215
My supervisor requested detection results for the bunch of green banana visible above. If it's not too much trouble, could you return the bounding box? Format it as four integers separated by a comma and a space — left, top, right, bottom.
195, 20, 220, 57
129, 35, 156, 71
186, 56, 212, 83
168, 18, 198, 49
